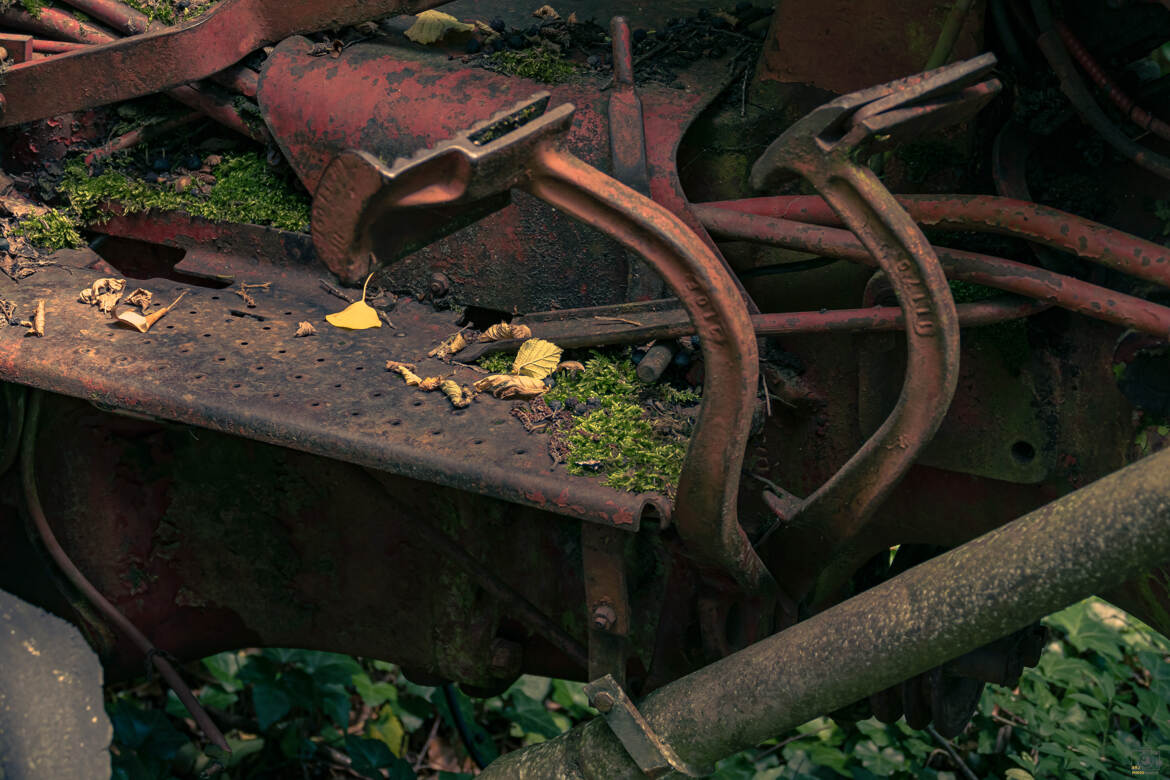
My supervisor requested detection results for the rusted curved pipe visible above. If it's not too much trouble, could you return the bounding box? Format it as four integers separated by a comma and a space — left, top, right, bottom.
1055, 19, 1170, 143
695, 205, 1170, 340
523, 146, 772, 598
700, 194, 1170, 289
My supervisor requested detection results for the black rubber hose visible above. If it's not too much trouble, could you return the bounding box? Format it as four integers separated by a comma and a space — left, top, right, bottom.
442, 683, 491, 770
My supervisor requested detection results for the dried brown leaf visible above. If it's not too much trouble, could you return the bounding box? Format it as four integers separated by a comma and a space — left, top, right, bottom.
440, 380, 473, 408
428, 331, 471, 358
79, 278, 126, 314
512, 338, 562, 380
385, 360, 417, 372
392, 365, 424, 386
418, 376, 443, 392
295, 321, 317, 337
474, 374, 547, 399
566, 12, 578, 24
123, 288, 152, 313
24, 300, 44, 337
115, 291, 186, 333
480, 321, 533, 342
533, 4, 559, 20
404, 10, 474, 44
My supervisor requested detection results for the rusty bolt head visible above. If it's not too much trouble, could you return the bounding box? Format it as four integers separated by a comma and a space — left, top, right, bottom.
591, 604, 617, 631
592, 691, 615, 712
429, 272, 450, 298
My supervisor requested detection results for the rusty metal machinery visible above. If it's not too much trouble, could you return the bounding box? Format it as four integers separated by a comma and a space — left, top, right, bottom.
0, 0, 1169, 775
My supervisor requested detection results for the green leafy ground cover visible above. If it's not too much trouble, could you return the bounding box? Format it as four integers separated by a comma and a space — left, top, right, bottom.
108, 597, 1169, 779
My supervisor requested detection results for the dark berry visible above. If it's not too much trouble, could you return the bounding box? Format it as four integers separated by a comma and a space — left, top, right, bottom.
586, 397, 602, 408
673, 350, 692, 367
632, 28, 647, 43
0, 237, 9, 252
586, 54, 601, 68
631, 351, 644, 364
464, 38, 482, 53
506, 33, 525, 49
143, 171, 160, 183
176, 0, 189, 9
564, 396, 579, 408
490, 17, 506, 32
545, 377, 557, 389
547, 399, 562, 410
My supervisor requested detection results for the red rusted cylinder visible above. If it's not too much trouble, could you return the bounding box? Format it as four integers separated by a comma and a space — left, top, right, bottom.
695, 205, 1170, 340
701, 194, 1170, 289
0, 5, 117, 44
31, 38, 89, 53
752, 298, 1047, 335
167, 84, 270, 144
55, 0, 162, 35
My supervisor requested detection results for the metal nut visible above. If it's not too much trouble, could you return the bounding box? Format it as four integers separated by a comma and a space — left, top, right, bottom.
429, 272, 450, 298
592, 691, 615, 712
591, 604, 616, 631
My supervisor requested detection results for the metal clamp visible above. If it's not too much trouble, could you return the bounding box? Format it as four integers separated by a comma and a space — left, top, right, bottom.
584, 674, 711, 778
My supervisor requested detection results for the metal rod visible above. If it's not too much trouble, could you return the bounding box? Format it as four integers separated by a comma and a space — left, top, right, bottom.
695, 205, 1170, 340
19, 390, 229, 752
54, 0, 162, 35
30, 38, 89, 53
84, 110, 204, 164
699, 194, 1170, 289
481, 445, 1170, 777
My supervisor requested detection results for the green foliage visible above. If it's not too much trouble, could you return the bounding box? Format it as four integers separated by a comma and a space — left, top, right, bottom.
1154, 200, 1170, 236
476, 351, 514, 374
58, 153, 310, 232
545, 350, 699, 496
122, 0, 217, 24
489, 48, 576, 83
12, 208, 85, 250
109, 598, 1168, 778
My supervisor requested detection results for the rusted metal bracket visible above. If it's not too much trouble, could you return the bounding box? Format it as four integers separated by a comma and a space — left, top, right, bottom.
582, 524, 631, 686
750, 55, 999, 565
0, 0, 450, 126
312, 93, 775, 600
584, 674, 711, 779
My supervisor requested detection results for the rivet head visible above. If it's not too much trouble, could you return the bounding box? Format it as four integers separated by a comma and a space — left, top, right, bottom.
591, 604, 617, 631
592, 691, 615, 712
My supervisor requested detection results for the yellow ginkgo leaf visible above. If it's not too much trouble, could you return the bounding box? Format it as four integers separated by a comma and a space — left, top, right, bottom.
512, 338, 563, 380
404, 10, 474, 44
325, 273, 382, 330
474, 374, 547, 399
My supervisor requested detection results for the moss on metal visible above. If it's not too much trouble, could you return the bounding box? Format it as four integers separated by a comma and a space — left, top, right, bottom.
12, 208, 85, 250
489, 48, 576, 84
57, 153, 310, 232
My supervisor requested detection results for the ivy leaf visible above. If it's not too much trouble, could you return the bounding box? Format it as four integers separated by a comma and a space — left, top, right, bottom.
366, 705, 408, 756
512, 338, 563, 379
404, 10, 474, 44
252, 683, 292, 729
326, 273, 382, 330
501, 691, 562, 738
1046, 601, 1124, 661
345, 735, 398, 779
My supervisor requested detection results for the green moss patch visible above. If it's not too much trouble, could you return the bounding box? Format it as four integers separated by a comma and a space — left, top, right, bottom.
58, 153, 310, 233
505, 349, 700, 497
12, 208, 84, 251
488, 49, 576, 83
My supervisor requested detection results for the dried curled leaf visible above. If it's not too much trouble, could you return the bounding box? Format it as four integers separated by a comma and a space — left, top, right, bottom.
392, 365, 424, 386
24, 300, 44, 337
428, 331, 471, 358
533, 4, 559, 19
441, 380, 473, 408
481, 321, 533, 342
116, 292, 186, 333
556, 360, 585, 372
404, 10, 474, 44
474, 374, 547, 400
385, 360, 416, 372
295, 321, 317, 337
512, 338, 563, 380
325, 274, 382, 330
79, 278, 126, 315
418, 376, 443, 392
123, 288, 152, 313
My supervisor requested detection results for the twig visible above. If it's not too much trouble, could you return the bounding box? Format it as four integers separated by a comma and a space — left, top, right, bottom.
927, 726, 979, 780
740, 62, 750, 117
741, 468, 786, 495
760, 372, 771, 417
413, 717, 442, 771
319, 278, 355, 304
593, 315, 643, 326
450, 360, 491, 374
